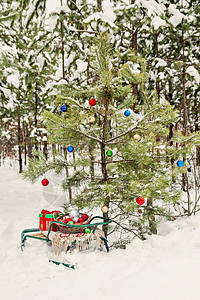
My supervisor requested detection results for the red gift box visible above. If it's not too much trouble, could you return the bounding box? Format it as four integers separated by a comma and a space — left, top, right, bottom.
39, 209, 62, 232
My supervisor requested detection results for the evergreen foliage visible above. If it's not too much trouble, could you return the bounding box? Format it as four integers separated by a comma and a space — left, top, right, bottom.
23, 35, 198, 238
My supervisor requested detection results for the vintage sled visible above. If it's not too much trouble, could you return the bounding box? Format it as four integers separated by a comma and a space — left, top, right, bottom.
21, 216, 112, 269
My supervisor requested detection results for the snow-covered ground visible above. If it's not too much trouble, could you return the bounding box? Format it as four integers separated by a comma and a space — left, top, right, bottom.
1, 165, 200, 300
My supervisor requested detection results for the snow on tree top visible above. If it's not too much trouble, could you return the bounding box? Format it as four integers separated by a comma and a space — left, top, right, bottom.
151, 16, 166, 30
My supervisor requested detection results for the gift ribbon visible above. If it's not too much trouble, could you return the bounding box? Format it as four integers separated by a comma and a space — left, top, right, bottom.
41, 209, 62, 215
40, 209, 63, 230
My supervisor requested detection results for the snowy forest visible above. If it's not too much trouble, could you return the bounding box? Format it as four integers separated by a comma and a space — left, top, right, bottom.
0, 0, 200, 245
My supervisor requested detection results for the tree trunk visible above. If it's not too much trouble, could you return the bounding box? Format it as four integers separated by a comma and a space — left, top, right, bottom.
181, 37, 191, 215
182, 43, 188, 137
22, 122, 27, 166
154, 32, 160, 98
131, 0, 138, 111
194, 99, 200, 167
17, 111, 23, 173
60, 2, 65, 79
97, 0, 102, 11
102, 99, 109, 237
34, 81, 38, 155
167, 80, 176, 181
26, 124, 32, 159
64, 146, 72, 202
43, 132, 48, 160
89, 146, 95, 180
146, 198, 157, 234
73, 151, 76, 172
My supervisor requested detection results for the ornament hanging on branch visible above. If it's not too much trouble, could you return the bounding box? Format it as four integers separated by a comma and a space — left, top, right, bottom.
101, 205, 109, 213
106, 150, 113, 157
67, 146, 74, 153
81, 149, 87, 156
61, 105, 68, 112
89, 98, 96, 107
124, 110, 131, 117
177, 160, 184, 167
88, 116, 95, 123
134, 134, 141, 141
136, 196, 145, 205
41, 178, 49, 186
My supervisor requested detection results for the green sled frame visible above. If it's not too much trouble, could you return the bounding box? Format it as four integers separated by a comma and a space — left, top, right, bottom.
21, 216, 112, 269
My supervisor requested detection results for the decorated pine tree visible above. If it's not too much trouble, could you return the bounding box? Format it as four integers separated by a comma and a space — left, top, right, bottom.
23, 35, 196, 241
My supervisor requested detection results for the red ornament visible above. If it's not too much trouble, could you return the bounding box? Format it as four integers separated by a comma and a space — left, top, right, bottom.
74, 221, 79, 224
81, 214, 88, 220
89, 98, 96, 106
62, 219, 68, 223
136, 196, 145, 205
41, 178, 49, 186
66, 218, 73, 223
78, 217, 84, 223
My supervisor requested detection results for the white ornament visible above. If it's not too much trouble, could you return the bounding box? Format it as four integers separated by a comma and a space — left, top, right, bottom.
134, 134, 141, 141
69, 209, 79, 218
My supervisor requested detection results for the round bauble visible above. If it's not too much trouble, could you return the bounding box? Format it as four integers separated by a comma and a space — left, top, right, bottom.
78, 217, 84, 223
134, 134, 141, 141
106, 150, 113, 157
81, 149, 87, 156
66, 217, 73, 223
89, 116, 95, 123
101, 205, 109, 213
136, 196, 145, 206
81, 214, 88, 221
67, 221, 74, 225
177, 160, 184, 167
67, 146, 74, 152
73, 217, 79, 222
61, 105, 68, 112
85, 228, 91, 234
41, 178, 49, 186
124, 110, 131, 117
89, 98, 96, 106
69, 209, 80, 218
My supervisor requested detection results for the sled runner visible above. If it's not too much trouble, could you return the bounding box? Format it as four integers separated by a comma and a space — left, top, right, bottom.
21, 216, 112, 269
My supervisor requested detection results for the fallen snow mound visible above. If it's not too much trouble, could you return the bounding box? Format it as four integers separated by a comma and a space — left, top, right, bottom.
1, 166, 200, 300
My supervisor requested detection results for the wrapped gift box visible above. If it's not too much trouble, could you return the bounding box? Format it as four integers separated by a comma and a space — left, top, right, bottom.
39, 209, 62, 232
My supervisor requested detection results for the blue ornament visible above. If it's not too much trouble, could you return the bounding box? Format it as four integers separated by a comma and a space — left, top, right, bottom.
124, 110, 131, 117
177, 160, 184, 167
61, 105, 68, 112
67, 146, 74, 152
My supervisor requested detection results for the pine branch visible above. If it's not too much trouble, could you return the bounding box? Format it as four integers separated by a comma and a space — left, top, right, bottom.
60, 96, 104, 117
46, 117, 102, 143
105, 107, 159, 144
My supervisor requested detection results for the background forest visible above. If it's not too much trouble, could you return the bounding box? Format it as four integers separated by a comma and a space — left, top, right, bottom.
0, 0, 200, 245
